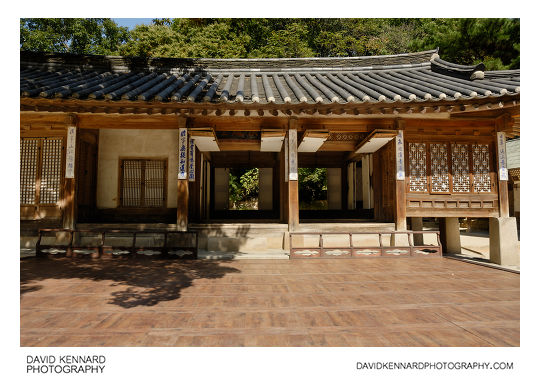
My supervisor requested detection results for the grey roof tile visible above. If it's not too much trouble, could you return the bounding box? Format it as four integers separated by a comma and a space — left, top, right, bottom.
20, 50, 520, 105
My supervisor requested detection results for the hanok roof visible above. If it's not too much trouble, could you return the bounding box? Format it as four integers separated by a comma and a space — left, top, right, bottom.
20, 49, 519, 106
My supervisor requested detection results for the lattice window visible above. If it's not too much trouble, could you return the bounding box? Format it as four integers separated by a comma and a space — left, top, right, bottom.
120, 159, 166, 207
20, 137, 63, 205
407, 141, 493, 194
451, 143, 471, 192
408, 142, 428, 192
20, 139, 40, 204
430, 143, 450, 193
472, 144, 491, 192
39, 139, 63, 204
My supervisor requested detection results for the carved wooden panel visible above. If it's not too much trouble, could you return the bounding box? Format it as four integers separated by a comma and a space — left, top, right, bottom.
472, 144, 491, 193
451, 143, 470, 193
20, 139, 39, 204
408, 142, 427, 192
430, 143, 450, 193
39, 139, 63, 204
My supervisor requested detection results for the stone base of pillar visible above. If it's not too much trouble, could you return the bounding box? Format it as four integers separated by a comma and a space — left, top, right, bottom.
489, 217, 520, 266
439, 217, 461, 255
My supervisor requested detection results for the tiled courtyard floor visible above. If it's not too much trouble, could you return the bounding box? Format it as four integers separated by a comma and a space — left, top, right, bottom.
20, 257, 519, 347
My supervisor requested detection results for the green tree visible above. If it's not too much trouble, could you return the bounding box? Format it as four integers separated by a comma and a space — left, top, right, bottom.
228, 168, 259, 210
20, 18, 129, 55
249, 22, 314, 58
410, 18, 520, 70
119, 19, 250, 58
299, 168, 327, 209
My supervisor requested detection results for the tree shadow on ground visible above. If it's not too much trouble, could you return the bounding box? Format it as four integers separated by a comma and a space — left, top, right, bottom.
20, 257, 240, 308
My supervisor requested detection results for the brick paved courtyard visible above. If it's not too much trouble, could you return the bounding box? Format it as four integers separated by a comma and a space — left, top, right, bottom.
20, 257, 519, 346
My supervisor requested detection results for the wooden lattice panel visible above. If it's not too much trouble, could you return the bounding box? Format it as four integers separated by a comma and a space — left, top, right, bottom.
408, 142, 427, 192
430, 143, 450, 193
121, 159, 166, 207
20, 139, 39, 204
508, 168, 520, 182
472, 144, 491, 193
451, 143, 470, 192
122, 160, 142, 207
39, 139, 63, 204
143, 160, 166, 207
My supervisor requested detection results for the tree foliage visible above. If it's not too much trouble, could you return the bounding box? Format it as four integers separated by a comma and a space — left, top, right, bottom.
410, 18, 520, 70
299, 168, 327, 210
229, 168, 259, 210
20, 18, 129, 55
20, 18, 520, 69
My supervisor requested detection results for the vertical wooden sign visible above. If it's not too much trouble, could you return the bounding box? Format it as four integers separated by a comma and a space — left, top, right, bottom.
395, 130, 405, 180
288, 130, 298, 181
188, 137, 196, 182
65, 126, 77, 178
284, 136, 289, 182
178, 128, 187, 180
497, 132, 509, 181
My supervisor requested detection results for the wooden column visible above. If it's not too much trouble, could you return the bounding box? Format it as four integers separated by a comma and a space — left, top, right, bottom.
280, 136, 289, 223
62, 117, 78, 230
288, 119, 299, 230
495, 126, 510, 218
394, 129, 406, 230
177, 117, 189, 231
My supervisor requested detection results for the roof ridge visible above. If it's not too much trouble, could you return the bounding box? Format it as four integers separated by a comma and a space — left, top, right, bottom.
20, 49, 438, 71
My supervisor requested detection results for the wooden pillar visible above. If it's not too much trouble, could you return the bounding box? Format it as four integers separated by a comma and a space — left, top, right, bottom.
177, 117, 189, 231
439, 217, 461, 255
394, 129, 406, 231
347, 162, 356, 210
361, 155, 372, 209
410, 217, 424, 245
280, 136, 289, 223
288, 120, 299, 231
62, 118, 78, 230
495, 128, 510, 218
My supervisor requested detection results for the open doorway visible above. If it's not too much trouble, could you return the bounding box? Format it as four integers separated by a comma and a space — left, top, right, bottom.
228, 167, 259, 210
299, 168, 328, 210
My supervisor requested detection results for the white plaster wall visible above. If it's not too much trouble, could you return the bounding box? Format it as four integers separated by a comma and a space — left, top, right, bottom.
97, 129, 179, 209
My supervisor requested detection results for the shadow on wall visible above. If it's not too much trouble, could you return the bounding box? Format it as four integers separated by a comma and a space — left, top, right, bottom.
20, 257, 239, 308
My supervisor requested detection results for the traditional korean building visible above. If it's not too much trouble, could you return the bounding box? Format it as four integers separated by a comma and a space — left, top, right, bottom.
19, 49, 520, 264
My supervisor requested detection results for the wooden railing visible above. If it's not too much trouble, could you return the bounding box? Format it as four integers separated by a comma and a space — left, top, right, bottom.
36, 228, 198, 259
289, 231, 441, 258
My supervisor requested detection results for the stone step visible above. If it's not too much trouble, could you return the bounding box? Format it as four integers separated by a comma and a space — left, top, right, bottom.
295, 223, 396, 233
205, 234, 284, 252
198, 249, 289, 260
